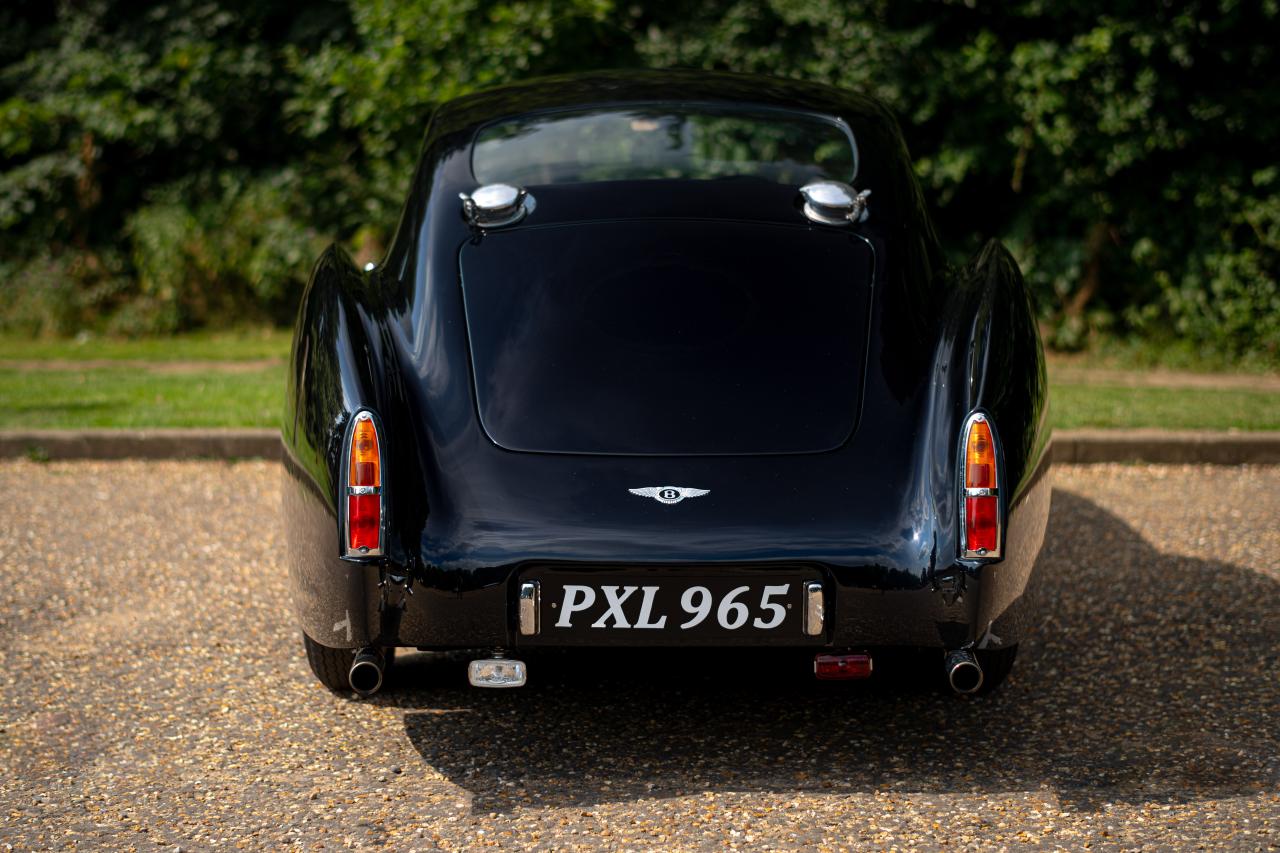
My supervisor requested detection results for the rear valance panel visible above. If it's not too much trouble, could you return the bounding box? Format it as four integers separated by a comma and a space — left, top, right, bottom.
459, 220, 873, 455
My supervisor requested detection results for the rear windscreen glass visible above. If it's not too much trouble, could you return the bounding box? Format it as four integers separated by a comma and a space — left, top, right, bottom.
472, 105, 856, 186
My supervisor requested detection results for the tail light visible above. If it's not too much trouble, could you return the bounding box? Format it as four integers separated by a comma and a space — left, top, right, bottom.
344, 411, 383, 558
960, 412, 1001, 560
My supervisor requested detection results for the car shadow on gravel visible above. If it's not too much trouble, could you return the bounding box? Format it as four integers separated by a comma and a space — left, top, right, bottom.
393, 489, 1280, 814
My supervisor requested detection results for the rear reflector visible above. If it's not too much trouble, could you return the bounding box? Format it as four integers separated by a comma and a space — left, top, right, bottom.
961, 413, 1001, 559
814, 653, 873, 680
345, 412, 383, 557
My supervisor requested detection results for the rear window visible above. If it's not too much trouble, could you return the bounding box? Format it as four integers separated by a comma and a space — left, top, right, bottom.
471, 105, 856, 187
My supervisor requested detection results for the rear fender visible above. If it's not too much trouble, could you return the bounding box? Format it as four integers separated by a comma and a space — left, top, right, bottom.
282, 244, 396, 648
913, 241, 1050, 647
961, 240, 1051, 495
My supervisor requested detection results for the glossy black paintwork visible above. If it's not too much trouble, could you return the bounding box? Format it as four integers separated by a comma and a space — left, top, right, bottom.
460, 217, 874, 455
282, 70, 1051, 653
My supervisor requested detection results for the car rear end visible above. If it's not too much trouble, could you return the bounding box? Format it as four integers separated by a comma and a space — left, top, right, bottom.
285, 74, 1050, 698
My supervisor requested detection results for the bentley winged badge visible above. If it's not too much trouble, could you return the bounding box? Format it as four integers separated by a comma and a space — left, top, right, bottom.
628, 486, 711, 505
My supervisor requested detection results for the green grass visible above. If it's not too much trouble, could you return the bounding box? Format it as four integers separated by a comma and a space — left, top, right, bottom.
1049, 335, 1280, 375
0, 327, 1278, 430
1, 369, 1276, 431
0, 327, 291, 362
0, 366, 283, 428
1052, 384, 1280, 431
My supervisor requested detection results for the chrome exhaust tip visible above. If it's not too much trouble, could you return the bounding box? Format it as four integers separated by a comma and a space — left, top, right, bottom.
945, 649, 984, 694
349, 647, 385, 697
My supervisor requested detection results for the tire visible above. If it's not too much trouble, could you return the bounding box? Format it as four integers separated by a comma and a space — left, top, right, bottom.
302, 632, 395, 694
974, 644, 1017, 694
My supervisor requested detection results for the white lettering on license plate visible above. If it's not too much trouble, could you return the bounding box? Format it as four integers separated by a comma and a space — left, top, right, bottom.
553, 583, 791, 630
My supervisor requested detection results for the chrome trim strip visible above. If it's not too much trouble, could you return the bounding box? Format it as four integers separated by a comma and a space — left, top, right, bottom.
803, 581, 824, 636
347, 485, 381, 496
518, 581, 540, 636
958, 409, 1003, 562
963, 487, 998, 498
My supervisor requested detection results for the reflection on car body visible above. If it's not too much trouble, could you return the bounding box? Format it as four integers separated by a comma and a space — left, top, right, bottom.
282, 70, 1051, 699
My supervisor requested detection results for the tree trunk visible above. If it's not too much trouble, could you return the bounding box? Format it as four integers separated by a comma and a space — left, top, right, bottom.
1064, 221, 1111, 319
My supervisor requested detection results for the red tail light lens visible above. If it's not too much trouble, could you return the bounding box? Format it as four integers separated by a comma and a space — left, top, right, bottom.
345, 412, 382, 556
961, 414, 1001, 559
964, 495, 999, 553
348, 494, 380, 552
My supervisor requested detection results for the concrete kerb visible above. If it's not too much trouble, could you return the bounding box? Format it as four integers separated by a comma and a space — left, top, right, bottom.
0, 429, 282, 461
1051, 429, 1280, 465
2, 428, 1279, 465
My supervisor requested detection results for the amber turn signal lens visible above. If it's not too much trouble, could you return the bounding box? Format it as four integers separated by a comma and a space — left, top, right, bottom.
964, 418, 997, 489
349, 416, 380, 488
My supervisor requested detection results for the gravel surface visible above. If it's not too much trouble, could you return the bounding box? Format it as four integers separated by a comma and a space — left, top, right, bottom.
1, 460, 1277, 850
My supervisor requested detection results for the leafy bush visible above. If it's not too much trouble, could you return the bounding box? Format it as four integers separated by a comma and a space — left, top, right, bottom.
0, 251, 132, 337
121, 175, 325, 332
0, 1, 334, 335
631, 0, 1279, 362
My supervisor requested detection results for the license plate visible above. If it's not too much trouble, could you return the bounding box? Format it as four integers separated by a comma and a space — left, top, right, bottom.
522, 570, 821, 646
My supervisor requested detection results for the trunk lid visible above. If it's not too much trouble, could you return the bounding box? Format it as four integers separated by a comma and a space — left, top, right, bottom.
458, 219, 873, 455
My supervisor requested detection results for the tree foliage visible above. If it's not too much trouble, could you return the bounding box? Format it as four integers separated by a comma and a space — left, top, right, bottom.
1, 0, 1276, 362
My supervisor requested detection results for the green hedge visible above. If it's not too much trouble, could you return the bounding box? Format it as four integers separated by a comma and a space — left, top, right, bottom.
1, 0, 1276, 363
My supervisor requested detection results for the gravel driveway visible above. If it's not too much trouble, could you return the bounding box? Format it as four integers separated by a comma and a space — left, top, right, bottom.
1, 461, 1277, 849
